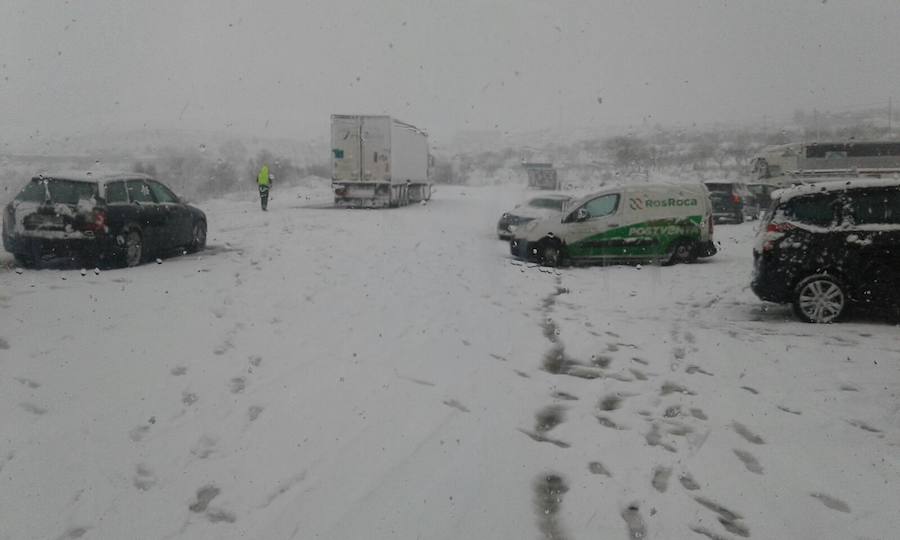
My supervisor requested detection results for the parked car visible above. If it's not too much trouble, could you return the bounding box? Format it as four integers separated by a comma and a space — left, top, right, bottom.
751, 178, 900, 323
704, 181, 757, 223
497, 194, 572, 239
510, 183, 716, 266
3, 172, 207, 268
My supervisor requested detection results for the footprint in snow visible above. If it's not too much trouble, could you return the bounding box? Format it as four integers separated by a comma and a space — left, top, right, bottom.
598, 394, 623, 411
248, 405, 264, 421
533, 473, 570, 540
0, 337, 9, 349
189, 485, 221, 513
55, 526, 90, 539
133, 464, 157, 491
442, 399, 469, 413
535, 405, 565, 432
846, 419, 882, 433
170, 366, 187, 376
182, 391, 198, 406
810, 492, 851, 513
733, 449, 764, 474
551, 391, 578, 401
229, 377, 246, 394
14, 377, 41, 388
588, 461, 611, 476
740, 386, 759, 395
20, 402, 47, 415
651, 466, 672, 492
621, 503, 647, 540
732, 422, 765, 444
679, 472, 700, 491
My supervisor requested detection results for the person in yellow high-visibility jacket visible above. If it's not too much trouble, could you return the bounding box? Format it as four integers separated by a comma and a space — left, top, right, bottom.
257, 164, 273, 211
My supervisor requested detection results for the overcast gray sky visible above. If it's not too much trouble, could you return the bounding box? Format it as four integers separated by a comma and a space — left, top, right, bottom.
2, 0, 900, 146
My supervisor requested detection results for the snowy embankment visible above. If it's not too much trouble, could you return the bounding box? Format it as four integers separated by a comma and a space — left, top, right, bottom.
0, 184, 898, 540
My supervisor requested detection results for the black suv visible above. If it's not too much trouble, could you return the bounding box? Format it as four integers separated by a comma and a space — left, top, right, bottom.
751, 178, 900, 322
3, 172, 207, 268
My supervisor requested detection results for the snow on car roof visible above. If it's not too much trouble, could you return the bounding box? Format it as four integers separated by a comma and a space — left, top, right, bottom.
772, 177, 900, 202
32, 171, 155, 184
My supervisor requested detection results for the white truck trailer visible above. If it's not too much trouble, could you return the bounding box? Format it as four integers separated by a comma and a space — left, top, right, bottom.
331, 115, 432, 207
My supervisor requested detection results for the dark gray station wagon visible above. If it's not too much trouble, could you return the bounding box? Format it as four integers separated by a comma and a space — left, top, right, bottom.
3, 172, 207, 268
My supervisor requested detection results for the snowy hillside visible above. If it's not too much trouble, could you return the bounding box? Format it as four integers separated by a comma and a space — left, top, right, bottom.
1, 185, 898, 540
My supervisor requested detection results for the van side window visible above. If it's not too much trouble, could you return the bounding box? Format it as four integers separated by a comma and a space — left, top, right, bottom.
105, 181, 128, 203
847, 189, 900, 225
583, 194, 619, 219
782, 194, 837, 226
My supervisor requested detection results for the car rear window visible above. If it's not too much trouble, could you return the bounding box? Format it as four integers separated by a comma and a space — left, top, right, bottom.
781, 194, 837, 226
16, 178, 99, 205
14, 179, 49, 202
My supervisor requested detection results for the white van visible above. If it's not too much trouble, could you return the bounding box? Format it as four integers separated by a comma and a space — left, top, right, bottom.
509, 183, 716, 266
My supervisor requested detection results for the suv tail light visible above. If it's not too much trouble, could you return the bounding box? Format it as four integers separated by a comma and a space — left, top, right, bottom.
81, 209, 107, 233
732, 194, 741, 205
766, 222, 794, 233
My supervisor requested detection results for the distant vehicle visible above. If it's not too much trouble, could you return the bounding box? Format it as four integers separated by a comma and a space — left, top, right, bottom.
751, 178, 900, 323
704, 181, 756, 223
523, 162, 560, 190
510, 183, 716, 266
751, 141, 900, 183
3, 172, 206, 268
331, 114, 432, 207
496, 194, 572, 240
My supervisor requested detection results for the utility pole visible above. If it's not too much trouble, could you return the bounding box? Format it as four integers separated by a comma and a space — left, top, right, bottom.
813, 108, 820, 141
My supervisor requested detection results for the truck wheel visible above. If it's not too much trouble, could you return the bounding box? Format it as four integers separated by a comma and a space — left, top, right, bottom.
792, 274, 847, 323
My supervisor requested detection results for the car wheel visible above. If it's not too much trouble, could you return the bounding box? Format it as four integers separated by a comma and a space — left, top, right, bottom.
541, 240, 563, 267
189, 220, 207, 253
122, 230, 143, 268
13, 252, 34, 268
792, 275, 847, 323
666, 240, 696, 265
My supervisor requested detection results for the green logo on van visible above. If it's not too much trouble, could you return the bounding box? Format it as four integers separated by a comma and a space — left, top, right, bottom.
629, 197, 698, 210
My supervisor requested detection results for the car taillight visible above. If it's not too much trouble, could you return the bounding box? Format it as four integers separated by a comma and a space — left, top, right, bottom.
732, 194, 741, 205
84, 209, 107, 232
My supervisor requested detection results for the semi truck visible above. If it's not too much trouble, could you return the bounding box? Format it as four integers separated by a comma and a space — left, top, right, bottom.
523, 162, 560, 190
331, 115, 433, 207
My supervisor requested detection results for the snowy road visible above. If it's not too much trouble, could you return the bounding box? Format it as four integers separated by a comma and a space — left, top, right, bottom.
1, 184, 898, 540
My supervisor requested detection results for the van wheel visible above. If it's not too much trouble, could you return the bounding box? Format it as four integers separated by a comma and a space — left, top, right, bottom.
666, 240, 696, 265
541, 240, 563, 267
792, 274, 847, 323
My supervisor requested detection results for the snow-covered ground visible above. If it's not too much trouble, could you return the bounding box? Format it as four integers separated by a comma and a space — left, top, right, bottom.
1, 184, 898, 540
